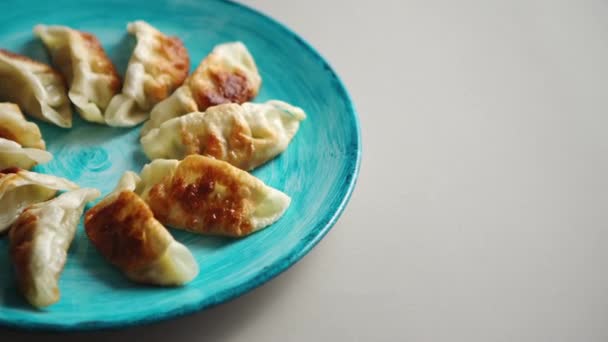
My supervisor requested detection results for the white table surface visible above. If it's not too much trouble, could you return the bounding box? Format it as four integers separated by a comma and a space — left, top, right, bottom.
4, 0, 608, 341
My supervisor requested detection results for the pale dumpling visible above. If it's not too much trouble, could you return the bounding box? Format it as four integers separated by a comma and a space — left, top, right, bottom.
105, 21, 189, 127
0, 102, 45, 149
141, 101, 306, 171
141, 42, 261, 136
9, 188, 100, 308
35, 25, 121, 124
135, 155, 291, 237
85, 172, 198, 286
0, 168, 79, 233
0, 138, 52, 170
0, 49, 71, 128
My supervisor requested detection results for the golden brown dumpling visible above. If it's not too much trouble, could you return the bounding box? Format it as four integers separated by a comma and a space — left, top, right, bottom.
10, 188, 100, 308
85, 172, 198, 286
140, 101, 306, 170
35, 25, 121, 124
140, 42, 261, 136
135, 155, 291, 237
105, 21, 189, 127
0, 50, 71, 128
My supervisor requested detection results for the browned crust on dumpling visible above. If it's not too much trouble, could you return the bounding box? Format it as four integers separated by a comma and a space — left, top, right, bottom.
145, 35, 189, 104
84, 191, 168, 270
1, 167, 22, 174
189, 67, 257, 110
78, 31, 121, 93
0, 126, 17, 142
8, 210, 58, 301
179, 114, 259, 170
145, 155, 254, 237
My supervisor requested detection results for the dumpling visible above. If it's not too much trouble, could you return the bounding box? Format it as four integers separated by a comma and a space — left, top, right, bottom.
0, 102, 45, 149
0, 168, 79, 233
85, 172, 198, 286
135, 155, 291, 237
0, 138, 52, 170
35, 25, 121, 124
9, 188, 100, 308
0, 49, 71, 128
141, 101, 306, 170
105, 21, 189, 127
141, 42, 261, 136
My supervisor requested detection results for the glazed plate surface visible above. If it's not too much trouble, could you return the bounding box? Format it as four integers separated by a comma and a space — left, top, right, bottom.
0, 0, 361, 330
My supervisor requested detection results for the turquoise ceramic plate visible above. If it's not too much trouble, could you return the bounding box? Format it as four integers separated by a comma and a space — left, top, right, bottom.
0, 0, 360, 330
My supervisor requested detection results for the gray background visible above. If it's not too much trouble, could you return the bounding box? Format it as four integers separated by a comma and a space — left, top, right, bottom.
4, 0, 608, 340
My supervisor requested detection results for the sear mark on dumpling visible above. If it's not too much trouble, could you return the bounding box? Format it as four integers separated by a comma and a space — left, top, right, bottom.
86, 191, 171, 270
141, 100, 306, 171
104, 21, 189, 127
140, 42, 260, 136
85, 172, 198, 286
136, 155, 291, 237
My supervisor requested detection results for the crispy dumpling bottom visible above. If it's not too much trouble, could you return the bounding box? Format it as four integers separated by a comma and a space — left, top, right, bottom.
85, 186, 198, 286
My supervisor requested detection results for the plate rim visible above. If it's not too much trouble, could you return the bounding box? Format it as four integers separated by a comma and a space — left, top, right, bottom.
0, 0, 362, 331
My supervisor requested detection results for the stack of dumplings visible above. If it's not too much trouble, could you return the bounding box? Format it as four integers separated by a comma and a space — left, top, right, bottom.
0, 20, 306, 309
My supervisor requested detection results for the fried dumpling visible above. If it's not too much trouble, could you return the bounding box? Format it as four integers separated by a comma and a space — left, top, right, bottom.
140, 42, 261, 136
85, 172, 198, 286
0, 50, 71, 128
105, 21, 189, 127
9, 188, 100, 308
0, 138, 52, 170
35, 25, 121, 124
135, 155, 291, 237
0, 102, 45, 149
0, 168, 79, 233
141, 101, 306, 170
